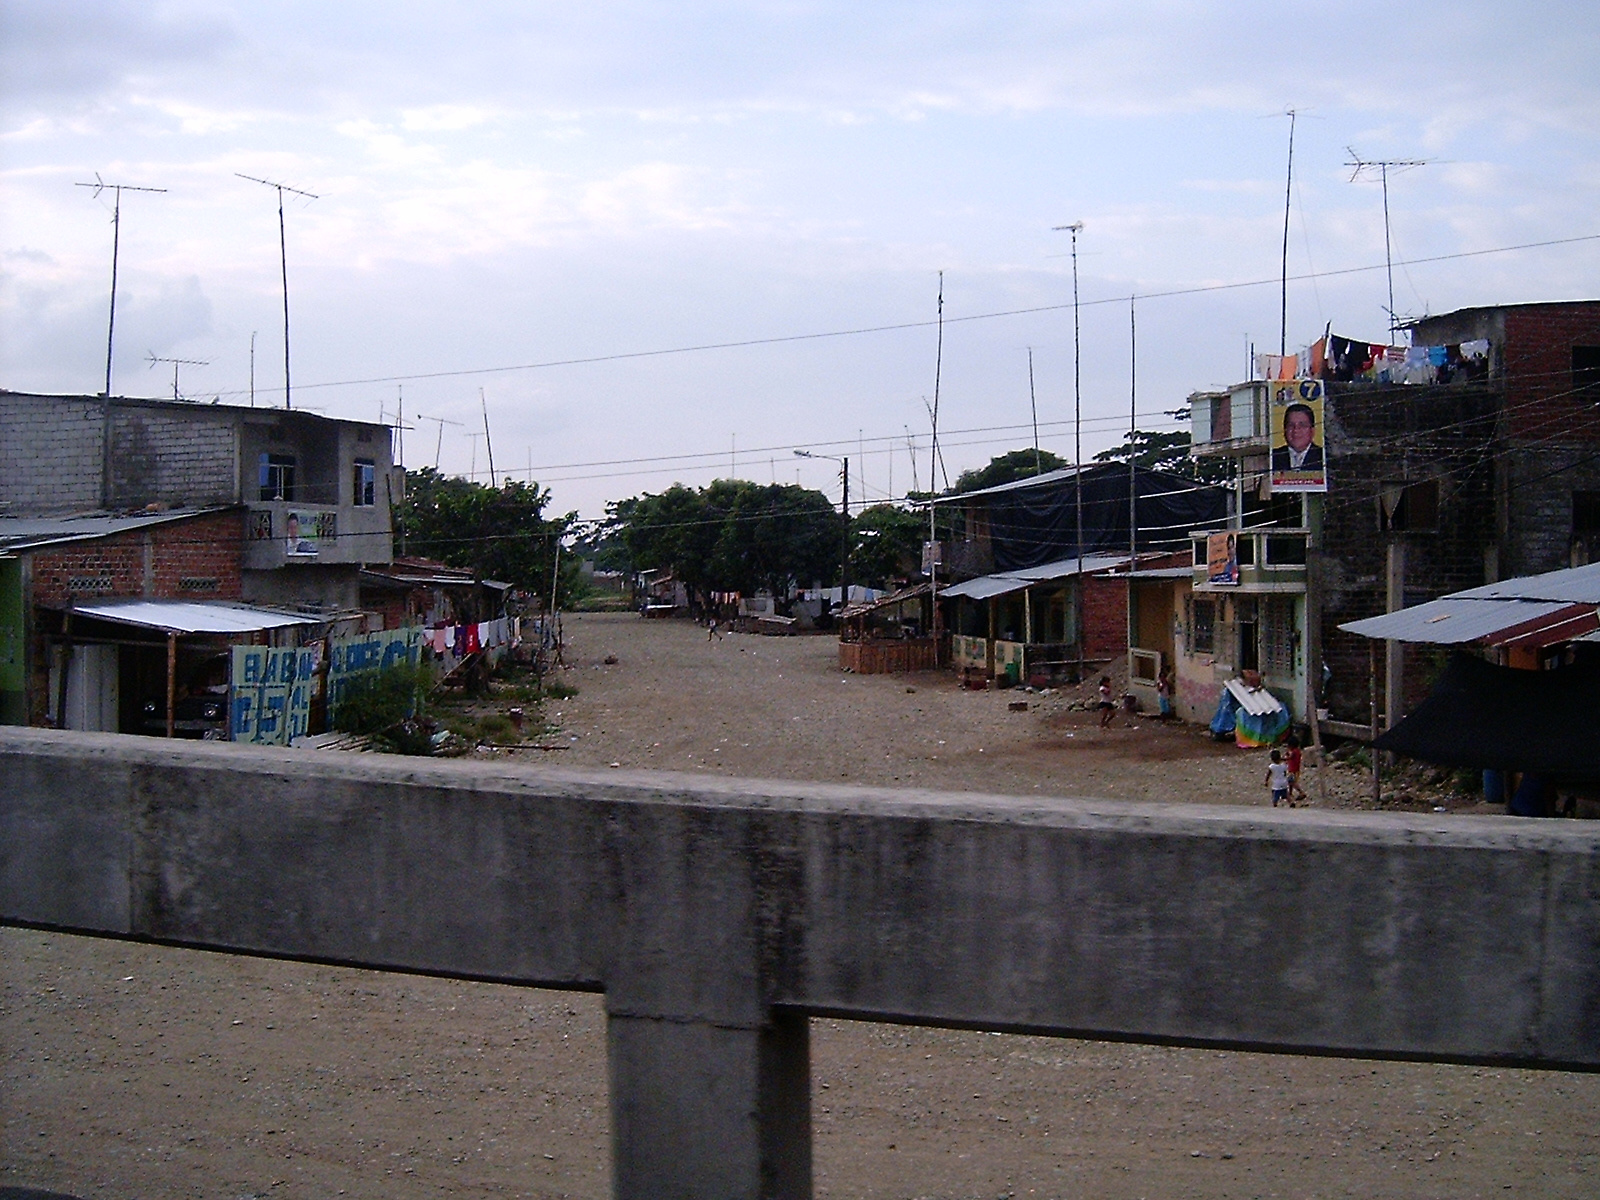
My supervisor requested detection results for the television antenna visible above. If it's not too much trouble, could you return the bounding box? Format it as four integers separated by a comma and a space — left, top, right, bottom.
237, 173, 318, 409
416, 413, 465, 470
1345, 148, 1430, 334
146, 352, 208, 401
74, 174, 166, 397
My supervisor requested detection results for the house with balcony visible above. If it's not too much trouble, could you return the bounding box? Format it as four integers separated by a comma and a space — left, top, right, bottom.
0, 391, 398, 733
1173, 298, 1600, 737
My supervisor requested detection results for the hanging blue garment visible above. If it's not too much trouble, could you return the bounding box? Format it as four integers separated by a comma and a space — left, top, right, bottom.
1210, 688, 1240, 739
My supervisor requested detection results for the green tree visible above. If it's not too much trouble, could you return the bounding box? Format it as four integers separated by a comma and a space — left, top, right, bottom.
1092, 412, 1228, 483
397, 467, 580, 602
609, 479, 842, 602
850, 503, 926, 589
951, 448, 1068, 493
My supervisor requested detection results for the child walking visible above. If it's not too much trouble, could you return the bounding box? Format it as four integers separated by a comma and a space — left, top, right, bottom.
1265, 749, 1290, 807
1283, 735, 1306, 804
1097, 676, 1115, 728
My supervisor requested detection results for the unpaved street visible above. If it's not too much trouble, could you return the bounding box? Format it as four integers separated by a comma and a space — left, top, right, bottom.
4, 613, 1596, 1199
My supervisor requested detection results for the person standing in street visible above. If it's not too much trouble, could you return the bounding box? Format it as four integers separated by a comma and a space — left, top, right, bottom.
1265, 749, 1290, 807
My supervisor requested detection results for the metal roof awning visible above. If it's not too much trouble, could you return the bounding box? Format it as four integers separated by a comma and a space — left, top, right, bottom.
1338, 598, 1584, 645
938, 575, 1033, 601
1451, 561, 1600, 604
63, 600, 323, 635
839, 582, 931, 620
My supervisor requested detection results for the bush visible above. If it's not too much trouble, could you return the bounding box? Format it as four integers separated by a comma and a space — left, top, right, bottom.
334, 662, 434, 751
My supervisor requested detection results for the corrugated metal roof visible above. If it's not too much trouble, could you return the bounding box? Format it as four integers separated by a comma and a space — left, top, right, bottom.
939, 555, 1132, 601
1452, 561, 1600, 604
1338, 598, 1578, 644
938, 575, 1033, 601
66, 600, 321, 634
0, 508, 234, 551
1225, 678, 1286, 716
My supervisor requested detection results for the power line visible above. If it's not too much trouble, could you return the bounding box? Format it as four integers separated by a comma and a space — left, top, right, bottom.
203, 233, 1600, 400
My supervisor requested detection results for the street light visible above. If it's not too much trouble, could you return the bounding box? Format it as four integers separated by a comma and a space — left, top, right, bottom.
794, 449, 851, 609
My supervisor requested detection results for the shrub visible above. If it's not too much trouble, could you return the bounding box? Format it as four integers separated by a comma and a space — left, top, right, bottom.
334, 661, 433, 749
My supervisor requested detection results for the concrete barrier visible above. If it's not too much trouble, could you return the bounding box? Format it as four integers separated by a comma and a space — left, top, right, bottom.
3, 726, 1598, 1199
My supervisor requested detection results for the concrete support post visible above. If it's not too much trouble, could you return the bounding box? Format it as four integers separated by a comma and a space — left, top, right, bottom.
608, 1010, 810, 1200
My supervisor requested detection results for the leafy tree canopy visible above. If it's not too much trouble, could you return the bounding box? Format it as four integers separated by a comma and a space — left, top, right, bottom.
609, 479, 843, 600
397, 467, 579, 601
1092, 414, 1228, 484
951, 448, 1068, 494
850, 503, 927, 589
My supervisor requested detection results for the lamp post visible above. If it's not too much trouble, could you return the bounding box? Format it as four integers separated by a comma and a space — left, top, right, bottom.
794, 449, 850, 610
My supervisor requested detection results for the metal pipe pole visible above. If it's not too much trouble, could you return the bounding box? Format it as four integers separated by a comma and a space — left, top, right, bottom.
277, 186, 291, 409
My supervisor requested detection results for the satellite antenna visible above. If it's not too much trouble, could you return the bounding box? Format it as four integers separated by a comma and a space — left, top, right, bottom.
237, 173, 318, 408
75, 174, 166, 397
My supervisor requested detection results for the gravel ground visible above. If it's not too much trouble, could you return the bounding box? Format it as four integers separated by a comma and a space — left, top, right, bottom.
4, 612, 1594, 1199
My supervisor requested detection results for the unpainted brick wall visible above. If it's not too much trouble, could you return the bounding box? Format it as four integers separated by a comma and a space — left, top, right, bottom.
29, 512, 245, 606
0, 393, 106, 513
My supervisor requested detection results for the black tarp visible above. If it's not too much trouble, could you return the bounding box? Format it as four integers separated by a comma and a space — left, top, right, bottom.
973, 464, 1228, 572
1374, 652, 1600, 781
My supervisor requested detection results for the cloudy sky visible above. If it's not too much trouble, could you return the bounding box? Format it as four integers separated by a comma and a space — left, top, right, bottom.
3, 1, 1597, 518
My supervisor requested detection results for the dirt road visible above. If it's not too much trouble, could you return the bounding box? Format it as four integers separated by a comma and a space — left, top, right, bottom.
5, 613, 1595, 1199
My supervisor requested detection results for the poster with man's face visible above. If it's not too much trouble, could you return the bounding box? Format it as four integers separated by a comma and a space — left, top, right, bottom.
1268, 379, 1328, 493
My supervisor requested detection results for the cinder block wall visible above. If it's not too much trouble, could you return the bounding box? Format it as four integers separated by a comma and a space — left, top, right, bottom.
0, 393, 106, 514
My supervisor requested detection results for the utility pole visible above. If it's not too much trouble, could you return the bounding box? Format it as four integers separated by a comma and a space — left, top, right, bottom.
75, 174, 166, 397
1345, 148, 1430, 336
929, 273, 945, 648
249, 331, 257, 406
146, 353, 207, 401
1052, 222, 1086, 676
794, 449, 850, 609
237, 173, 318, 409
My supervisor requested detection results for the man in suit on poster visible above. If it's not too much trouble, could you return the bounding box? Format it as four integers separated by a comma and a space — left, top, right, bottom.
1271, 403, 1323, 473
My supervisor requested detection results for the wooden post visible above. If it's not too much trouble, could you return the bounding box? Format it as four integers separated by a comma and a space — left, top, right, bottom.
1368, 638, 1380, 807
166, 632, 177, 739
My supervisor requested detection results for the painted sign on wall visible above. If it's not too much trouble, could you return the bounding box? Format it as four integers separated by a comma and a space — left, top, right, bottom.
326, 627, 423, 723
231, 644, 317, 745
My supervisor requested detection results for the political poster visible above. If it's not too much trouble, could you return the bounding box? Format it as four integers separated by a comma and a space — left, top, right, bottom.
1268, 379, 1328, 493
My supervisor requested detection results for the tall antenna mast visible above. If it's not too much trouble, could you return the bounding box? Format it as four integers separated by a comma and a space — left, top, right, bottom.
1280, 109, 1296, 355
1345, 148, 1430, 336
75, 174, 166, 397
480, 389, 497, 487
904, 427, 920, 496
1027, 347, 1042, 475
146, 352, 207, 401
929, 273, 945, 641
237, 173, 318, 409
249, 331, 257, 406
1053, 220, 1085, 678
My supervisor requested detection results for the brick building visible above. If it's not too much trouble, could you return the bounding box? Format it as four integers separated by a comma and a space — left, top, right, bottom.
1179, 298, 1600, 734
0, 391, 401, 732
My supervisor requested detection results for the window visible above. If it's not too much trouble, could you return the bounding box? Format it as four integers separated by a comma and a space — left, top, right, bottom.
1380, 480, 1440, 533
1192, 539, 1208, 567
1191, 598, 1215, 654
1262, 597, 1296, 675
259, 453, 296, 501
1234, 535, 1256, 566
1575, 492, 1600, 535
1265, 534, 1308, 565
354, 459, 376, 507
1573, 346, 1600, 404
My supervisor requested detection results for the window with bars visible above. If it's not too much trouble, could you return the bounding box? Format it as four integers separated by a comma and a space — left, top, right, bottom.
1191, 597, 1215, 654
1262, 597, 1296, 675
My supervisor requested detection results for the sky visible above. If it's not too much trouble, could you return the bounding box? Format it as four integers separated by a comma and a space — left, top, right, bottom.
3, 1, 1598, 521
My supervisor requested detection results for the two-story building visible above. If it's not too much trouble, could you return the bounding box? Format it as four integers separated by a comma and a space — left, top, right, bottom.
1169, 298, 1600, 736
0, 391, 400, 732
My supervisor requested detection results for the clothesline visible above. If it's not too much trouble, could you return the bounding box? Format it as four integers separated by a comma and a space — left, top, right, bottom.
1256, 334, 1491, 387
